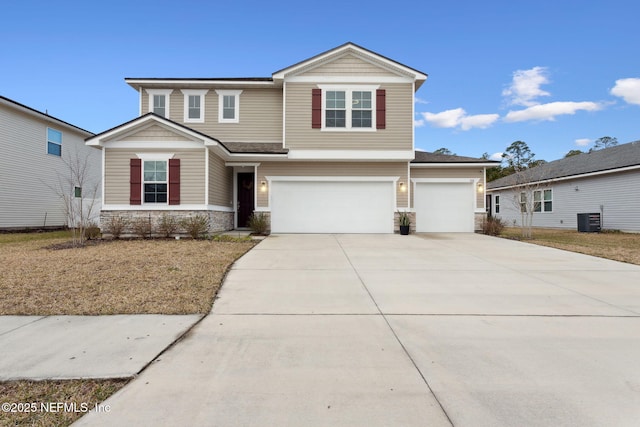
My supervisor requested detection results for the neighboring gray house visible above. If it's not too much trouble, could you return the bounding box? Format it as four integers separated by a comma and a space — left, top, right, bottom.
487, 141, 640, 232
0, 95, 101, 230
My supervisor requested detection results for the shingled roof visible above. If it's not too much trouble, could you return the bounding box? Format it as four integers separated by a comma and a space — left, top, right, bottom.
411, 150, 497, 163
488, 140, 640, 189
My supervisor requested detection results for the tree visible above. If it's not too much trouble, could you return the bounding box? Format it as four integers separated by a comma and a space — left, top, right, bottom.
502, 140, 535, 172
47, 150, 101, 246
433, 147, 456, 155
565, 149, 584, 158
592, 136, 618, 151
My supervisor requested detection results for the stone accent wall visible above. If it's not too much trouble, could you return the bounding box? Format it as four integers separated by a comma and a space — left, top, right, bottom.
474, 212, 487, 231
394, 211, 416, 234
100, 210, 234, 238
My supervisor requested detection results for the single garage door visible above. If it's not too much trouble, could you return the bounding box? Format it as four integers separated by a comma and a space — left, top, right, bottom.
270, 180, 394, 233
415, 182, 474, 232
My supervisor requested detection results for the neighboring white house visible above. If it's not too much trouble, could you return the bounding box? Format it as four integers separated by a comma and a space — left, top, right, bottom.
0, 95, 101, 230
487, 140, 640, 232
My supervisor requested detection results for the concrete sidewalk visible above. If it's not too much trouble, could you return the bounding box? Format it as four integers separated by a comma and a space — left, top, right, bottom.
0, 315, 201, 380
76, 234, 640, 426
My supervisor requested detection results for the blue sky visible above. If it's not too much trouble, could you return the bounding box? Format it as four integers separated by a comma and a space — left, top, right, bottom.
2, 0, 639, 162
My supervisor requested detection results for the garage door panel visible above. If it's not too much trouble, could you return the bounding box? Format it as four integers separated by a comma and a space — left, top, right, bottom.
415, 182, 474, 232
271, 181, 394, 233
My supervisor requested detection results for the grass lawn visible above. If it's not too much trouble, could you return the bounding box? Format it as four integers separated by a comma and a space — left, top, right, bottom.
0, 231, 256, 426
0, 231, 256, 315
499, 227, 640, 265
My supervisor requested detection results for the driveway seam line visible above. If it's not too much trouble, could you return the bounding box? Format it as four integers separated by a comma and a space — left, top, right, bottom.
0, 316, 47, 337
334, 235, 455, 427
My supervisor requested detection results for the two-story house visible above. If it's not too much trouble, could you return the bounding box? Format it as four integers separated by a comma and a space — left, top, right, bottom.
0, 95, 100, 230
86, 43, 496, 234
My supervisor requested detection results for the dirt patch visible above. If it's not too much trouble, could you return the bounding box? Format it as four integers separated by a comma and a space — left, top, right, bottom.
0, 237, 256, 315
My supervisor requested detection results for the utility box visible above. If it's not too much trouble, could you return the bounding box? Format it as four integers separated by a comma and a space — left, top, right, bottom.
577, 213, 601, 232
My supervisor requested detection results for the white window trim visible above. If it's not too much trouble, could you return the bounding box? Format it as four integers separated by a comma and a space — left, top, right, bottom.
145, 89, 173, 118
136, 153, 174, 206
494, 195, 500, 214
215, 90, 242, 123
317, 84, 379, 131
533, 189, 553, 213
181, 89, 208, 123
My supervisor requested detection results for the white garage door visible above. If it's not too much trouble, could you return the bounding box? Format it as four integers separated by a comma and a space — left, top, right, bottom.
415, 182, 474, 232
270, 180, 394, 233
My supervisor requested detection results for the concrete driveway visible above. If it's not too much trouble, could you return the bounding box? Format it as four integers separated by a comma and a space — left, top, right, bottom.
77, 233, 640, 426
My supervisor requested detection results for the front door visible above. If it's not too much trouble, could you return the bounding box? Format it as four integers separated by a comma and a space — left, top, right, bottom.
237, 172, 255, 228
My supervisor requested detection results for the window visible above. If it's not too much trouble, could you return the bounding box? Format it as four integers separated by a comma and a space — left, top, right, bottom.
143, 161, 167, 203
215, 90, 242, 123
145, 89, 172, 118
494, 195, 500, 214
318, 85, 378, 130
74, 187, 82, 198
520, 192, 527, 213
181, 89, 207, 123
47, 128, 62, 156
532, 189, 553, 212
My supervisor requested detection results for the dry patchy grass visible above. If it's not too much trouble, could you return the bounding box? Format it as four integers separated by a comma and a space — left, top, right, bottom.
0, 233, 256, 315
500, 227, 640, 265
0, 379, 127, 427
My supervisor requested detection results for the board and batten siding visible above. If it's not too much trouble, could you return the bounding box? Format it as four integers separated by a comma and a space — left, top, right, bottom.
104, 148, 206, 205
410, 167, 485, 208
208, 150, 233, 208
0, 104, 100, 228
140, 87, 283, 143
256, 161, 408, 208
284, 82, 413, 151
490, 169, 640, 232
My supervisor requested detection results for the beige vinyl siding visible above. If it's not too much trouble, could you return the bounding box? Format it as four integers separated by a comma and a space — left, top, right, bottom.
120, 124, 191, 142
284, 82, 413, 150
141, 87, 283, 143
208, 150, 233, 207
298, 53, 399, 77
410, 167, 485, 208
257, 161, 407, 208
104, 148, 206, 205
0, 104, 99, 228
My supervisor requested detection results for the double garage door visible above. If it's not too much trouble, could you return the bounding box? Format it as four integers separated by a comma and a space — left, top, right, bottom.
270, 180, 395, 233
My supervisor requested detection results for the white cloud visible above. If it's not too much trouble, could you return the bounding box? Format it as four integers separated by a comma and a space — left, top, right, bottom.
611, 78, 640, 105
504, 101, 602, 123
414, 119, 425, 128
421, 108, 499, 131
489, 152, 503, 161
414, 97, 430, 105
575, 138, 592, 146
502, 66, 550, 107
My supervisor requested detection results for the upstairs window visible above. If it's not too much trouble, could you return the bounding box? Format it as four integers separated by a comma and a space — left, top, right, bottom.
215, 90, 242, 123
143, 160, 167, 203
146, 89, 172, 118
47, 128, 62, 156
316, 85, 379, 131
181, 89, 208, 123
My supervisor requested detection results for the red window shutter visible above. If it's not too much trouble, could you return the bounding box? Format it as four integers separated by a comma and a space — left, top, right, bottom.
130, 158, 142, 205
168, 158, 180, 205
312, 88, 322, 129
376, 89, 386, 129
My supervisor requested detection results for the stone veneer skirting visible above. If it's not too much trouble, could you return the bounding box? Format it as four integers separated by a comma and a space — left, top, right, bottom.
100, 210, 234, 238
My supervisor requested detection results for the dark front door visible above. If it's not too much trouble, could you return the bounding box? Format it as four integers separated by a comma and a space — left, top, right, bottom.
486, 194, 493, 218
237, 172, 255, 227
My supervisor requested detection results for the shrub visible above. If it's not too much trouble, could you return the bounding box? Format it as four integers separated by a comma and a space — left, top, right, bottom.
482, 216, 505, 236
248, 212, 269, 235
131, 216, 153, 239
180, 214, 210, 239
104, 215, 129, 239
83, 222, 101, 240
158, 213, 179, 238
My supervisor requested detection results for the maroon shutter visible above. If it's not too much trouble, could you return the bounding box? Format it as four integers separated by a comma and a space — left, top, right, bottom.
168, 158, 180, 205
376, 89, 386, 129
312, 88, 322, 129
130, 158, 142, 205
